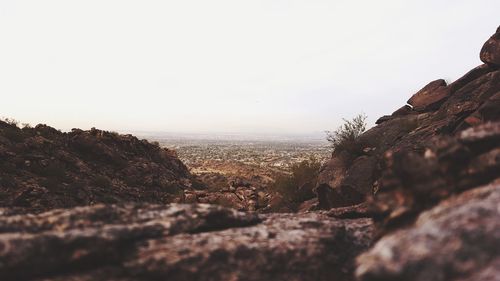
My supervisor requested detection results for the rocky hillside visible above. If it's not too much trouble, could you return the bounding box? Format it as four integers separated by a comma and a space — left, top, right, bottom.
0, 26, 498, 281
0, 124, 193, 212
316, 26, 500, 210
0, 121, 287, 214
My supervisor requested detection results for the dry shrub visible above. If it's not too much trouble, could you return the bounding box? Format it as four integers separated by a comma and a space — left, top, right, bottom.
326, 113, 367, 157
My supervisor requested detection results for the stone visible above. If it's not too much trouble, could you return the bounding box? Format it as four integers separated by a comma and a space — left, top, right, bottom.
480, 26, 500, 66
375, 115, 392, 124
407, 79, 449, 111
391, 104, 413, 116
367, 122, 500, 234
356, 182, 500, 281
341, 156, 378, 198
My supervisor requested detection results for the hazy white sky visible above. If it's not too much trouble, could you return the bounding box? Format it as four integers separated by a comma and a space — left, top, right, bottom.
1, 1, 499, 135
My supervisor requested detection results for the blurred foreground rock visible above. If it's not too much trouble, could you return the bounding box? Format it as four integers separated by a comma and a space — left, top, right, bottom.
356, 181, 500, 281
0, 204, 373, 281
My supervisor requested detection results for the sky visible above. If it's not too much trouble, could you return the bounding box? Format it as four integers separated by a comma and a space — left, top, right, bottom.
1, 1, 499, 136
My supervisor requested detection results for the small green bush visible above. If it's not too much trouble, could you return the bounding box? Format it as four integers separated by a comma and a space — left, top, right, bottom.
326, 113, 367, 155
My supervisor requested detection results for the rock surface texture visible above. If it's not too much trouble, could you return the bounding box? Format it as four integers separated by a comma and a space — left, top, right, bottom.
480, 26, 500, 66
0, 204, 373, 281
356, 182, 500, 281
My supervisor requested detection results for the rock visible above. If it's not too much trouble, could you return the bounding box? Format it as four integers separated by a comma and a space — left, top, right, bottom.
407, 79, 449, 112
341, 156, 378, 199
318, 155, 378, 209
367, 122, 500, 234
0, 203, 373, 281
375, 115, 392, 124
480, 25, 500, 66
377, 105, 415, 124
0, 203, 259, 280
129, 214, 372, 281
356, 182, 500, 281
391, 104, 413, 116
297, 197, 318, 212
326, 202, 371, 219
447, 64, 495, 94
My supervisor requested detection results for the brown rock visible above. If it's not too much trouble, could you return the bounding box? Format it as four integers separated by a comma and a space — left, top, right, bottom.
326, 202, 370, 219
341, 156, 378, 198
407, 79, 449, 111
368, 122, 500, 234
130, 214, 373, 281
356, 182, 500, 281
0, 203, 373, 281
297, 197, 318, 212
447, 64, 495, 93
391, 104, 413, 116
375, 115, 392, 124
480, 26, 500, 66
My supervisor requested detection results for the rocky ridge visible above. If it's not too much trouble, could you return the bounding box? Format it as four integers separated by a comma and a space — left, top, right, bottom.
0, 124, 193, 212
316, 26, 500, 210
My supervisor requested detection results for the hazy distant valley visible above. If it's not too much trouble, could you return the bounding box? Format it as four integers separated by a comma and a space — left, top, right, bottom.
148, 134, 330, 172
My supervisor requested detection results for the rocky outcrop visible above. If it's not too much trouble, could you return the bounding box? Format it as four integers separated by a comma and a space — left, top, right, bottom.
0, 124, 193, 212
480, 25, 500, 66
0, 203, 373, 281
316, 26, 500, 209
407, 79, 449, 111
367, 121, 500, 235
314, 27, 500, 280
356, 181, 500, 281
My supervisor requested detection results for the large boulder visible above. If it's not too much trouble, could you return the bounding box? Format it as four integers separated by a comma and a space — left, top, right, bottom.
407, 79, 449, 112
480, 25, 500, 67
356, 181, 500, 281
367, 122, 500, 234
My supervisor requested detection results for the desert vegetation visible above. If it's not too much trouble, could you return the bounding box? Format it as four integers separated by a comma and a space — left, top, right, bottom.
269, 157, 322, 211
325, 113, 367, 154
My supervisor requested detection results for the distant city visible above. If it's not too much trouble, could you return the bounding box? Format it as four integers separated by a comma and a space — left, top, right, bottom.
134, 133, 331, 188
138, 133, 329, 169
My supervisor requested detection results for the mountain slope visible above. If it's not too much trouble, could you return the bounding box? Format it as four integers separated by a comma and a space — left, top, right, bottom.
0, 124, 192, 212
